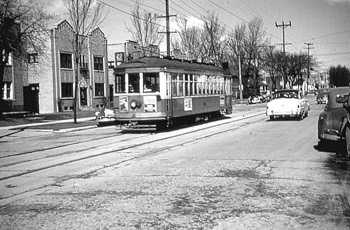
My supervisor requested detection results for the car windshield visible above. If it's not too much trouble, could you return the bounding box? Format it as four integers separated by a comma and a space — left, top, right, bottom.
273, 91, 298, 99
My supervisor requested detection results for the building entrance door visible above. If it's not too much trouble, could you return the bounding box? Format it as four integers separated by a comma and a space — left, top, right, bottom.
23, 84, 39, 113
80, 87, 87, 106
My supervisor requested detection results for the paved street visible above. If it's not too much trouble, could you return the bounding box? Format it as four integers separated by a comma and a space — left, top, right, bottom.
1, 103, 350, 229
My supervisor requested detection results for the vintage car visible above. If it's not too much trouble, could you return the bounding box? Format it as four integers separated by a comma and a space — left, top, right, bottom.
266, 89, 309, 120
318, 87, 350, 144
95, 108, 116, 126
316, 88, 329, 104
248, 95, 262, 104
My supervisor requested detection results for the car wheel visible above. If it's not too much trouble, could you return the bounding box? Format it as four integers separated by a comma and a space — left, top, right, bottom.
318, 138, 327, 147
297, 113, 303, 120
345, 126, 350, 158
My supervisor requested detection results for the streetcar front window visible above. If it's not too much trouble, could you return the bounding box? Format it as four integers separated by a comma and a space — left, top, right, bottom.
129, 73, 140, 93
143, 72, 159, 93
115, 74, 125, 93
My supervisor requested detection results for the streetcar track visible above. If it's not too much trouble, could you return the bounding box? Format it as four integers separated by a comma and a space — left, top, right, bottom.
0, 133, 153, 168
0, 113, 264, 182
0, 133, 125, 159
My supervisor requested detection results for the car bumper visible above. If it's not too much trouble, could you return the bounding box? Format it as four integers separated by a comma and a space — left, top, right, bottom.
266, 109, 301, 117
318, 129, 342, 141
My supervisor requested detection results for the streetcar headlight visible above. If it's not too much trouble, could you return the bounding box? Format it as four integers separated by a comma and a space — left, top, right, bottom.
130, 101, 137, 109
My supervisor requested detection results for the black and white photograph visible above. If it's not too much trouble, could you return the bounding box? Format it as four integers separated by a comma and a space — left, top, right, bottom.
1, 0, 350, 229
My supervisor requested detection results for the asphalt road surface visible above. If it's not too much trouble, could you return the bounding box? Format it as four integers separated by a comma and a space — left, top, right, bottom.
1, 103, 350, 229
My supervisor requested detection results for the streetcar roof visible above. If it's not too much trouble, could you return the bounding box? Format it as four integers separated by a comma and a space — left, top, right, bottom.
115, 56, 225, 75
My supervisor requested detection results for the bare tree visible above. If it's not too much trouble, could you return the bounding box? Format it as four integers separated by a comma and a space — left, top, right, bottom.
127, 0, 163, 51
0, 0, 51, 111
64, 0, 104, 123
226, 24, 246, 74
173, 18, 203, 60
261, 46, 279, 91
226, 17, 267, 96
201, 13, 226, 66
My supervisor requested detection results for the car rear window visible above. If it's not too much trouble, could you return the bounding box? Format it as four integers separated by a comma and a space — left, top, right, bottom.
327, 88, 350, 109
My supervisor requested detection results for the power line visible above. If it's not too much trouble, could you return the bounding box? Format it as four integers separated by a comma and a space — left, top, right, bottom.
311, 29, 350, 40
206, 0, 248, 23
97, 0, 166, 29
315, 51, 350, 56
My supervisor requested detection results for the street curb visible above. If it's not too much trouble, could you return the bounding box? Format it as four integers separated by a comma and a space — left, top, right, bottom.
0, 117, 96, 130
53, 125, 98, 133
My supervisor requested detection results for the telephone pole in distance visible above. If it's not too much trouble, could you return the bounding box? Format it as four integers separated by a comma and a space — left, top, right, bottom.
275, 21, 292, 55
304, 42, 314, 92
275, 20, 291, 88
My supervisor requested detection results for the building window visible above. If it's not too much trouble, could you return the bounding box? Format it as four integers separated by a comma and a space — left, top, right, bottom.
128, 73, 140, 93
79, 55, 88, 69
61, 83, 73, 98
94, 56, 103, 71
108, 61, 115, 69
95, 83, 104, 96
60, 53, 72, 69
143, 72, 159, 93
27, 53, 38, 63
115, 74, 125, 93
1, 82, 12, 100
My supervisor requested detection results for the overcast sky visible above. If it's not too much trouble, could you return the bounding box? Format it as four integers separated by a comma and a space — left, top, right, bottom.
47, 0, 350, 71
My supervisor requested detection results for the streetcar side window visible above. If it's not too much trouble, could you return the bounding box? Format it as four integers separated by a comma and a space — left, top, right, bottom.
143, 72, 159, 93
194, 75, 198, 95
171, 73, 177, 97
128, 73, 140, 93
189, 74, 193, 96
115, 74, 125, 93
184, 74, 189, 96
178, 74, 184, 96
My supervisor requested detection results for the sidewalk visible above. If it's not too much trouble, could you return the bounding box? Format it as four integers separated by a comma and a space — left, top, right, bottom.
0, 104, 266, 135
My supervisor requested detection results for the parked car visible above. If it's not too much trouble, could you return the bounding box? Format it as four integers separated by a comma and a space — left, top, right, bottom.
248, 95, 262, 104
318, 87, 350, 145
96, 108, 116, 126
266, 89, 310, 120
316, 88, 329, 104
336, 92, 350, 158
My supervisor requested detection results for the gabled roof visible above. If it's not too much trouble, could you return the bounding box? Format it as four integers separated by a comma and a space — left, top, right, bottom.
115, 56, 224, 74
90, 27, 106, 39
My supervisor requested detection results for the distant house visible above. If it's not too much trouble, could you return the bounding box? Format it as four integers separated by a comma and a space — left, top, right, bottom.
1, 20, 109, 114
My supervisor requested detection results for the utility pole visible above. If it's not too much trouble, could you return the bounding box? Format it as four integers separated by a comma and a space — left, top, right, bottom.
275, 21, 291, 89
74, 0, 79, 124
304, 42, 313, 93
275, 21, 292, 55
158, 0, 176, 57
238, 51, 243, 101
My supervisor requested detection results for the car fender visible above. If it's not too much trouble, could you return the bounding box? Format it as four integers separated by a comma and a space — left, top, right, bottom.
340, 117, 349, 137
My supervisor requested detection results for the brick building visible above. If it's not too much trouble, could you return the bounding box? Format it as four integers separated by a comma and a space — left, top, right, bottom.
1, 20, 109, 114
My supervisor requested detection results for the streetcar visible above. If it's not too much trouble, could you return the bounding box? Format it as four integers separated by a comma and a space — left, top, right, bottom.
111, 56, 233, 129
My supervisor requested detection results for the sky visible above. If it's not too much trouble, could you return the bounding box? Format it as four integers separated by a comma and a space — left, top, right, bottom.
46, 0, 350, 72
